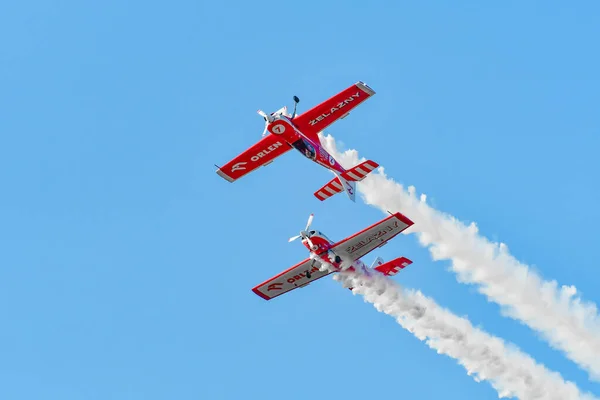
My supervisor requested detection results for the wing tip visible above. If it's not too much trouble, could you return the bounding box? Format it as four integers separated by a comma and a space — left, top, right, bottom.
366, 160, 380, 170
314, 191, 327, 201
252, 287, 271, 301
216, 168, 235, 183
356, 81, 376, 96
396, 256, 413, 268
391, 211, 414, 228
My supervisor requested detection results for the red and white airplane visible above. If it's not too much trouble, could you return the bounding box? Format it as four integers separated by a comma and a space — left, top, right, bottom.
252, 212, 415, 300
215, 81, 379, 202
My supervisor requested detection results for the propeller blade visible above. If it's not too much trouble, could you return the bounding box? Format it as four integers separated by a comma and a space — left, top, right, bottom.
257, 109, 273, 123
306, 237, 315, 250
258, 109, 271, 136
305, 213, 314, 231
288, 235, 301, 242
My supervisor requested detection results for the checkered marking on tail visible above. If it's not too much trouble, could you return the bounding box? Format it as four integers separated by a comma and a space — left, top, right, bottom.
340, 160, 379, 182
387, 260, 412, 275
315, 178, 344, 201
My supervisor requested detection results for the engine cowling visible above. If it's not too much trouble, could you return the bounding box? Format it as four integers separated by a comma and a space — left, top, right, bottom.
269, 122, 287, 135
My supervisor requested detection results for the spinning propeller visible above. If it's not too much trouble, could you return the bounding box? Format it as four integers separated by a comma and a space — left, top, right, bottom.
288, 213, 317, 250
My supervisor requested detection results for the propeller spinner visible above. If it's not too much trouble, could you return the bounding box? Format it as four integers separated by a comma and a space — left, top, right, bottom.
288, 213, 317, 250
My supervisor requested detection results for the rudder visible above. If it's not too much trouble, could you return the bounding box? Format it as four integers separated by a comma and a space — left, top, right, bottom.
370, 257, 384, 268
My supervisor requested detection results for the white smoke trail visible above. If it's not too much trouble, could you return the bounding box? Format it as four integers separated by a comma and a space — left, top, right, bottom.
335, 271, 598, 400
321, 134, 600, 381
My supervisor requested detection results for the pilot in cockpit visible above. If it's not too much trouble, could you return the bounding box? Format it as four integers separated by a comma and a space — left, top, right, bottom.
291, 138, 316, 160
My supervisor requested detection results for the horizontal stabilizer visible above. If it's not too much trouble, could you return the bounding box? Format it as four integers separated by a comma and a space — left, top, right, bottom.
314, 173, 356, 202
340, 160, 379, 182
313, 160, 378, 202
347, 256, 413, 291
374, 257, 412, 276
314, 176, 344, 201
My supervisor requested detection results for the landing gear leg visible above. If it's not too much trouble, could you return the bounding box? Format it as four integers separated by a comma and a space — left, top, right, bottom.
291, 95, 300, 119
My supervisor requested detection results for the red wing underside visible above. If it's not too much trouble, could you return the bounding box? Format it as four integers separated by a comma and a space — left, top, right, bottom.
216, 134, 292, 182
293, 81, 376, 141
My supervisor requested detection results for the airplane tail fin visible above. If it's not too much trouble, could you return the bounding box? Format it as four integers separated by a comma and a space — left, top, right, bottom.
374, 257, 413, 276
313, 160, 378, 202
340, 175, 356, 202
370, 257, 384, 269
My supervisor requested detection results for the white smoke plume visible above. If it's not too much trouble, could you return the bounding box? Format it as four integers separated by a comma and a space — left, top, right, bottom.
321, 134, 600, 381
335, 271, 598, 400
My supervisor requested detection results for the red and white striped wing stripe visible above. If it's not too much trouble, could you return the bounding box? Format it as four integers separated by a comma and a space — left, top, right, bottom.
314, 177, 344, 201
340, 160, 379, 182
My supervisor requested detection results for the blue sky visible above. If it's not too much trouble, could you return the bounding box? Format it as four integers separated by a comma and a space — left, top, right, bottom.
1, 1, 599, 399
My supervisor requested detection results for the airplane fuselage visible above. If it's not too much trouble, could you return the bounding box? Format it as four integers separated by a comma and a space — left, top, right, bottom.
300, 230, 369, 275
265, 114, 347, 176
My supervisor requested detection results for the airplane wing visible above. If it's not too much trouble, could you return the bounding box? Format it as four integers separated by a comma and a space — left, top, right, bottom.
215, 134, 293, 182
330, 212, 414, 262
292, 81, 376, 141
252, 258, 332, 301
